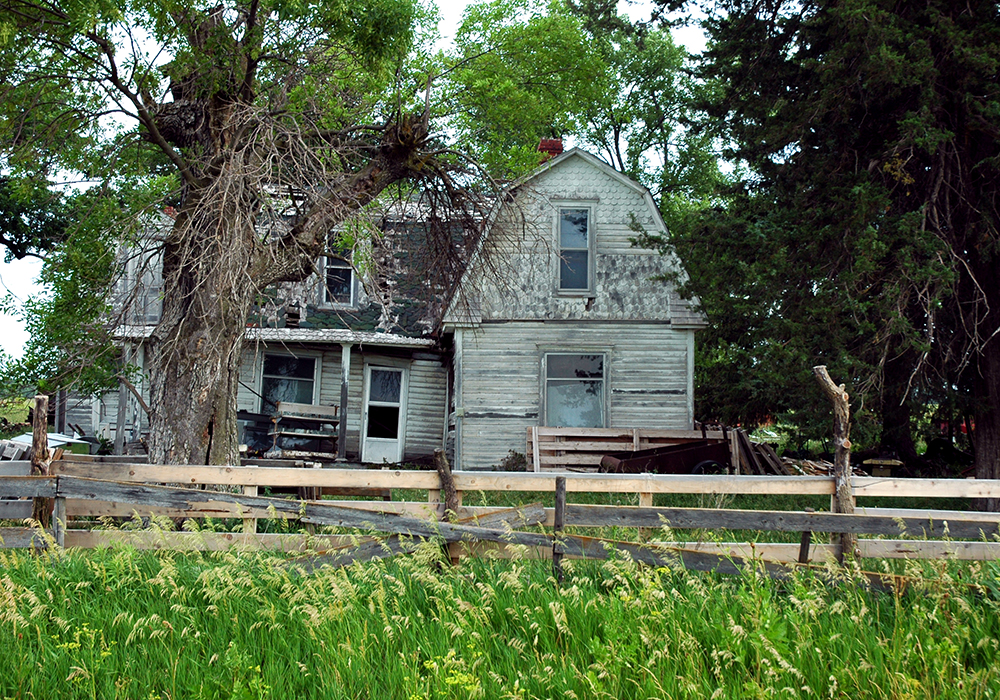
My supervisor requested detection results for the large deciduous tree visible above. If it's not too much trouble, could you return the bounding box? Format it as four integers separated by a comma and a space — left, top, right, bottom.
1, 0, 480, 465
669, 0, 1000, 492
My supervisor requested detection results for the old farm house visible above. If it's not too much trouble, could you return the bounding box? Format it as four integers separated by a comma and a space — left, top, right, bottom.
72, 146, 706, 469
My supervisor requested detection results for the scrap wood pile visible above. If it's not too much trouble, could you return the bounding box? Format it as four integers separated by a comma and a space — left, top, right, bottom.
731, 429, 866, 477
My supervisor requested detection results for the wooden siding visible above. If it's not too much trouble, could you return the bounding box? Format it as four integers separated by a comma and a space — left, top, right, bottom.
456, 322, 694, 471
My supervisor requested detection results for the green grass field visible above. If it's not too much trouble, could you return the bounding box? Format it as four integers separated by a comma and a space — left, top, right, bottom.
1, 542, 999, 699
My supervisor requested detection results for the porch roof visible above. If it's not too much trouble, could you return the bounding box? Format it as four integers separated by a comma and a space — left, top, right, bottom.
115, 325, 438, 348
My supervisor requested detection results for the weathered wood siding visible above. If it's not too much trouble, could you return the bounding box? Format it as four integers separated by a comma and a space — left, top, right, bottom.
455, 322, 694, 471
453, 152, 691, 325
238, 343, 446, 463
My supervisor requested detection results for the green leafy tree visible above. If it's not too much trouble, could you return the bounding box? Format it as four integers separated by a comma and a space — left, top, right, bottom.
444, 0, 608, 178
1, 0, 482, 465
446, 0, 722, 219
666, 0, 1000, 489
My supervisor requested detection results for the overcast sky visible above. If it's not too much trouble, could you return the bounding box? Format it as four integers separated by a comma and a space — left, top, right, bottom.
0, 0, 703, 360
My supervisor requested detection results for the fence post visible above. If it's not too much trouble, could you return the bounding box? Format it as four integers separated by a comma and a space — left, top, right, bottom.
553, 476, 566, 583
638, 491, 653, 539
52, 497, 66, 548
30, 395, 53, 526
813, 366, 858, 562
435, 449, 461, 563
242, 464, 258, 536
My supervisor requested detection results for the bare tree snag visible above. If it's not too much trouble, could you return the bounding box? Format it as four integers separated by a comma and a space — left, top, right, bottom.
30, 394, 53, 525
434, 448, 460, 523
813, 365, 858, 562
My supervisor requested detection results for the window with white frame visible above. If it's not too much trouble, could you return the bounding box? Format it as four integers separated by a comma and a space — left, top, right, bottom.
544, 353, 606, 427
260, 354, 316, 412
558, 208, 592, 292
322, 254, 355, 306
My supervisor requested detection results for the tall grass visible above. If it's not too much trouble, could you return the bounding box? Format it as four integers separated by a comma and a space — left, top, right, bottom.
2, 542, 999, 699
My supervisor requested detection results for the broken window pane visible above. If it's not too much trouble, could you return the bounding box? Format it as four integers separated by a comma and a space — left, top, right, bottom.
324, 255, 354, 305
545, 354, 605, 427
369, 369, 402, 403
261, 355, 315, 411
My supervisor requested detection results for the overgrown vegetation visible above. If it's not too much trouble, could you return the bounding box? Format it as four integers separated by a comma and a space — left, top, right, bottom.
1, 544, 998, 699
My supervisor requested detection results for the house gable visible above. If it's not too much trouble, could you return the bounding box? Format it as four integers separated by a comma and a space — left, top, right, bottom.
446, 148, 706, 327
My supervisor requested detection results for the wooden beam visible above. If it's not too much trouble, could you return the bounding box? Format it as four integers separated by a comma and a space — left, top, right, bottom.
0, 501, 32, 519
52, 461, 841, 495
63, 530, 356, 552
0, 461, 31, 477
563, 504, 1000, 540
853, 477, 1000, 499
0, 528, 49, 550
0, 476, 58, 498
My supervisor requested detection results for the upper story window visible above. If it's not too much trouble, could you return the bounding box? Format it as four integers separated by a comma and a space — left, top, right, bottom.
558, 208, 592, 292
322, 254, 355, 307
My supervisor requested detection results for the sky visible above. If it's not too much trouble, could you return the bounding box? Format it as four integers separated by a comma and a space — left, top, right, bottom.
0, 0, 704, 360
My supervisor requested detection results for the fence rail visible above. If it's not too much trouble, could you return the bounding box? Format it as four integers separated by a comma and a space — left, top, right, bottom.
2, 459, 1000, 569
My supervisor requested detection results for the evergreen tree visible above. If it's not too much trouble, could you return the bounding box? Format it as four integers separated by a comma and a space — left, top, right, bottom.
670, 0, 999, 492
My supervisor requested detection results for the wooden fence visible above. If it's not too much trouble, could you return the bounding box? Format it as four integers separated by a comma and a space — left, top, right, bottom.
3, 459, 1000, 572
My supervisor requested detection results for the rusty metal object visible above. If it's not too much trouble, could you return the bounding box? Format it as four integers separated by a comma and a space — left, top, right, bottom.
599, 440, 732, 474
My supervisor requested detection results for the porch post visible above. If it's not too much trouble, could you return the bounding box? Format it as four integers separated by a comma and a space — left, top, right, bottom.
337, 342, 351, 461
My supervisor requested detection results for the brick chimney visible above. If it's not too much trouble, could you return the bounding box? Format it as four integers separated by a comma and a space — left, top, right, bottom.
538, 138, 564, 161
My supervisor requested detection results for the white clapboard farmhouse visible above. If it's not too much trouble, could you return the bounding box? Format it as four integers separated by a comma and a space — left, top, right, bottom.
76, 145, 706, 468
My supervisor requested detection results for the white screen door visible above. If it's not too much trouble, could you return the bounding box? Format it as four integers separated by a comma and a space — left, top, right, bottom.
362, 365, 406, 463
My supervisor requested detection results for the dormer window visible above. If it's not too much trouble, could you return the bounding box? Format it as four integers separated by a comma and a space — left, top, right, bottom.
558, 207, 592, 293
323, 254, 355, 306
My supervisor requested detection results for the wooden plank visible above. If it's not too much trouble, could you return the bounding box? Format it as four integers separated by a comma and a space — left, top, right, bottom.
64, 455, 149, 463
533, 427, 726, 440
53, 497, 66, 547
564, 504, 1000, 540
853, 477, 1000, 499
537, 453, 618, 466
531, 427, 541, 473
858, 539, 1000, 560
453, 473, 836, 496
63, 498, 298, 520
53, 462, 444, 488
52, 462, 839, 495
656, 540, 1000, 562
269, 428, 339, 438
536, 439, 644, 451
276, 402, 339, 420
0, 476, 59, 498
0, 461, 31, 477
0, 527, 49, 549
856, 506, 1000, 522
64, 530, 356, 551
660, 541, 837, 564
738, 430, 765, 475
0, 501, 32, 519
757, 443, 790, 476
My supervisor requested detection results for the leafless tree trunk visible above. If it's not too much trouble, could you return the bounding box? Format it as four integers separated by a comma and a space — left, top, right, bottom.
813, 365, 858, 562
